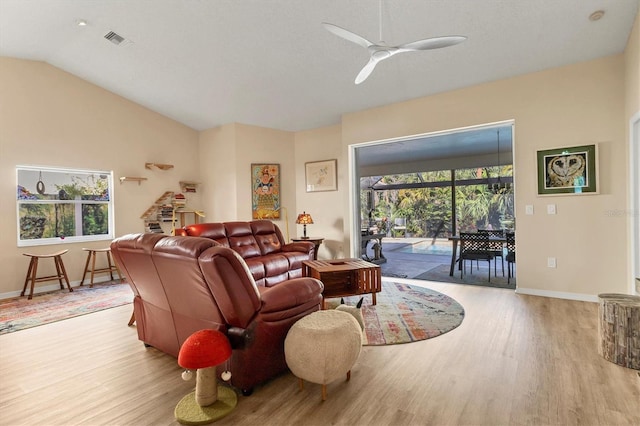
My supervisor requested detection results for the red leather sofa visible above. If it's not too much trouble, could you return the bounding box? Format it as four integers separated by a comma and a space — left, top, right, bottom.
110, 231, 323, 395
174, 220, 315, 287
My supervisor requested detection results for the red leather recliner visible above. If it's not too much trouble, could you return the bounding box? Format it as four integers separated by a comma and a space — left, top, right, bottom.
111, 233, 324, 395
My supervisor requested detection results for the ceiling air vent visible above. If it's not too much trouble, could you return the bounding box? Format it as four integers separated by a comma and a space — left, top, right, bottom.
104, 31, 125, 45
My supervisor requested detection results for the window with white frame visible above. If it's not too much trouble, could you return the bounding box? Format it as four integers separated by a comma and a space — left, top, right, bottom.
16, 166, 115, 247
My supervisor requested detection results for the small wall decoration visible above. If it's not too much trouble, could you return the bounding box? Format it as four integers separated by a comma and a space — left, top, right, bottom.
305, 159, 337, 192
537, 144, 597, 195
251, 163, 280, 219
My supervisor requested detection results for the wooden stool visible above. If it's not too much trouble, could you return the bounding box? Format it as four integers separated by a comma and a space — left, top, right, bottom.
22, 250, 72, 300
80, 248, 123, 287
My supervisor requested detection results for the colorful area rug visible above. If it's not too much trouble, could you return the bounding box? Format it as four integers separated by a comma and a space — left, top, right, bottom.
414, 264, 516, 289
0, 282, 133, 335
325, 282, 464, 345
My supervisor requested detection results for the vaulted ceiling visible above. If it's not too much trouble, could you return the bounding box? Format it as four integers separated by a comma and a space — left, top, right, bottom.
1, 0, 637, 134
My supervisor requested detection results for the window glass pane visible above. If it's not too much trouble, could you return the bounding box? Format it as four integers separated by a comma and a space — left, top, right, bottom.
17, 166, 114, 246
17, 169, 110, 201
19, 203, 76, 239
82, 204, 109, 235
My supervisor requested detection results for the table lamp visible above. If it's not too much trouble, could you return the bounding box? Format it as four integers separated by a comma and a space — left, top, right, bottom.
296, 211, 314, 239
175, 329, 237, 424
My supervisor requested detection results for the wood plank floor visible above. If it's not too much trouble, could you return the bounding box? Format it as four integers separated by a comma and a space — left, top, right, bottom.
1, 278, 638, 426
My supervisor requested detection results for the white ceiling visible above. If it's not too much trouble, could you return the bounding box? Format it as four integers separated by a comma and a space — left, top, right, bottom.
356, 123, 513, 172
1, 0, 637, 135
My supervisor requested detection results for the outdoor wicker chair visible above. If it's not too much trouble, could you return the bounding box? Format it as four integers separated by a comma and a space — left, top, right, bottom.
479, 229, 505, 277
506, 232, 516, 284
459, 232, 494, 282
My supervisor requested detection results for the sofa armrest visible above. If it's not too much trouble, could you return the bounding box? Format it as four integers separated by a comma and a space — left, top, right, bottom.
227, 326, 250, 349
281, 241, 314, 255
260, 277, 323, 314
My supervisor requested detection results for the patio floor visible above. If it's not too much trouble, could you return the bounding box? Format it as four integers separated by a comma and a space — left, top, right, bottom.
378, 237, 516, 289
379, 237, 451, 279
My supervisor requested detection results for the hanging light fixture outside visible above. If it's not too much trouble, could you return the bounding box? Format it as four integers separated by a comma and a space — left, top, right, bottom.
488, 129, 512, 194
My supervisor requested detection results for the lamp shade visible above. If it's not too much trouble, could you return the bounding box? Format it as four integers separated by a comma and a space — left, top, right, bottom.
178, 329, 232, 370
296, 212, 314, 225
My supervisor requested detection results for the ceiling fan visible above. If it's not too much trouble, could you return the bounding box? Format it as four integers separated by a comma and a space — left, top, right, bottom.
322, 2, 467, 84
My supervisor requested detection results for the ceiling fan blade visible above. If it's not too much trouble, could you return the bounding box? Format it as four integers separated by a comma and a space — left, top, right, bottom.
355, 57, 379, 85
322, 22, 373, 49
398, 35, 467, 51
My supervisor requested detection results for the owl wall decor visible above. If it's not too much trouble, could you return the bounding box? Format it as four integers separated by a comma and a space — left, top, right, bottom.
537, 144, 598, 195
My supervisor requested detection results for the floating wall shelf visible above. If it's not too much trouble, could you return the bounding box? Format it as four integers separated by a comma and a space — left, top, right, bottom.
119, 177, 147, 185
145, 162, 174, 171
179, 181, 200, 193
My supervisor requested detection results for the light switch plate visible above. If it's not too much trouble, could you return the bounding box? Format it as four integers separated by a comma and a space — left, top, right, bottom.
547, 204, 557, 215
525, 205, 534, 215
547, 257, 557, 268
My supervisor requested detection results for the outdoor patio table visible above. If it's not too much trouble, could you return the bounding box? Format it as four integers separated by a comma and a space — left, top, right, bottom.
448, 234, 508, 276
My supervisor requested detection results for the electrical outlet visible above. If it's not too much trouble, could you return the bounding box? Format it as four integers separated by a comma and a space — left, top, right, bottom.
547, 257, 557, 268
525, 205, 534, 215
547, 204, 557, 215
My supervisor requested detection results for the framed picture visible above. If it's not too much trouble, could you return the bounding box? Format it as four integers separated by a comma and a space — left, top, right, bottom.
537, 144, 597, 195
251, 163, 280, 219
305, 159, 337, 192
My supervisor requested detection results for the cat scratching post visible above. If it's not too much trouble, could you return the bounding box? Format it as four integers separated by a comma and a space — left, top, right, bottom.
598, 293, 640, 370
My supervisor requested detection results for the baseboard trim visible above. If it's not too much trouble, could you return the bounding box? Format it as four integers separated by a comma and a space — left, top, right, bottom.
515, 287, 598, 303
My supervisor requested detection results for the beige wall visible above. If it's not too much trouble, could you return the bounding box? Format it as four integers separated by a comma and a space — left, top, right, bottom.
199, 123, 238, 221
294, 124, 346, 259
341, 55, 627, 300
625, 11, 640, 121
198, 122, 298, 239
2, 24, 637, 300
625, 11, 640, 294
0, 57, 200, 296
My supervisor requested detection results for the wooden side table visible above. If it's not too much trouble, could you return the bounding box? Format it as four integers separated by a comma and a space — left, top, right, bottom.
302, 258, 382, 308
291, 237, 324, 260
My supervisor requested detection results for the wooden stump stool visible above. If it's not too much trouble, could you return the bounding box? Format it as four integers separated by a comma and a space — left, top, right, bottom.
598, 293, 640, 370
22, 250, 72, 300
80, 248, 123, 287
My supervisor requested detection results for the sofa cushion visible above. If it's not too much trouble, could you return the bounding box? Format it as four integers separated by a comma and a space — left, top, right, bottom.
280, 251, 311, 272
228, 235, 261, 258
182, 223, 230, 248
251, 220, 283, 255
264, 271, 290, 287
225, 222, 261, 258
260, 253, 290, 277
288, 269, 303, 280
244, 258, 266, 283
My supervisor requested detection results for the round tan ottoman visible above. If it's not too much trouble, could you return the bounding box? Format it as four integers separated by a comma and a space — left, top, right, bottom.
284, 310, 363, 401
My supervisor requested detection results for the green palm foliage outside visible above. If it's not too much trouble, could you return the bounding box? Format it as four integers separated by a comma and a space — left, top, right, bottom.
362, 166, 514, 238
